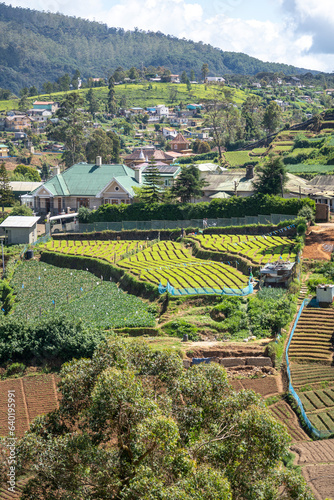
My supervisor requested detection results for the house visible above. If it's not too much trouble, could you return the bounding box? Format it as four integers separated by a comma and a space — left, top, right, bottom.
0, 216, 39, 245
169, 133, 190, 153
186, 104, 202, 112
205, 77, 225, 84
0, 144, 9, 157
156, 105, 169, 117
124, 148, 175, 166
10, 181, 43, 201
32, 101, 58, 113
25, 158, 144, 216
162, 127, 178, 139
5, 115, 32, 132
170, 75, 180, 83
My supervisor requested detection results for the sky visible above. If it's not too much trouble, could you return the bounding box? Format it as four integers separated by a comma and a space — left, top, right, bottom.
4, 0, 334, 72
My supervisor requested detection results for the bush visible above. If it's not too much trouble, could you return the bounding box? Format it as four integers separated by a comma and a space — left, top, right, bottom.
297, 222, 307, 236
163, 319, 200, 341
5, 362, 26, 376
297, 205, 315, 223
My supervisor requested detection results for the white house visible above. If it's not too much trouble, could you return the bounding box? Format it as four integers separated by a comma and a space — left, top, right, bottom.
0, 216, 39, 244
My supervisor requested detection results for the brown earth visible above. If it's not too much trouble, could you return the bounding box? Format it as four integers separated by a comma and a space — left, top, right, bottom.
185, 340, 270, 359
303, 224, 334, 261
292, 440, 334, 500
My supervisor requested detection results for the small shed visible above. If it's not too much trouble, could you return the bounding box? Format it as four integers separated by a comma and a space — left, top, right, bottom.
0, 216, 40, 244
316, 284, 334, 305
259, 261, 295, 288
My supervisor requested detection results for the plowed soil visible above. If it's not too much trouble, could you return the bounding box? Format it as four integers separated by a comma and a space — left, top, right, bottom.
303, 225, 334, 261
291, 439, 334, 500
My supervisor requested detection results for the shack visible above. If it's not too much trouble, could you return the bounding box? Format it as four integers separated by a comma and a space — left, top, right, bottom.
259, 261, 295, 288
0, 216, 40, 244
316, 284, 334, 305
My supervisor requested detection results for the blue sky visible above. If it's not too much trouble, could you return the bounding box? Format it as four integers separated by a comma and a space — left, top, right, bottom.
4, 0, 334, 72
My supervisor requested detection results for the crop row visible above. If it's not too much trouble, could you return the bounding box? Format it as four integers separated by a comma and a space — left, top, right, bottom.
299, 388, 334, 412
9, 261, 155, 328
307, 410, 334, 432
44, 239, 147, 263
118, 241, 249, 292
190, 234, 296, 265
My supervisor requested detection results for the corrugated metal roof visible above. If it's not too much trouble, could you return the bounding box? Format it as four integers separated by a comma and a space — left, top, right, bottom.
10, 181, 43, 192
37, 163, 140, 197
0, 216, 39, 228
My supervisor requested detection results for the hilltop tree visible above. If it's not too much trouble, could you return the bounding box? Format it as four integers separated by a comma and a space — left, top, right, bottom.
253, 156, 287, 196
86, 88, 100, 118
85, 129, 120, 164
172, 164, 207, 203
0, 162, 14, 211
46, 92, 87, 167
12, 338, 313, 500
181, 70, 188, 83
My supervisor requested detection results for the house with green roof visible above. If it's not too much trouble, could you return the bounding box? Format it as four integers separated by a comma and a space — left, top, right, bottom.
26, 157, 143, 216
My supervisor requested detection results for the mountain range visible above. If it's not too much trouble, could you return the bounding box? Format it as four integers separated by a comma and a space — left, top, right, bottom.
0, 2, 316, 94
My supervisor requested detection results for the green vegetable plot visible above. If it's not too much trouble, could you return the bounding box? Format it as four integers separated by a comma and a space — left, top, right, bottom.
44, 239, 147, 263
190, 234, 296, 265
118, 241, 249, 292
10, 261, 155, 328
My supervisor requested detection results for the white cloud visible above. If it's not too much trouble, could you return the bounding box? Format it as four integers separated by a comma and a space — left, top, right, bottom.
3, 0, 334, 72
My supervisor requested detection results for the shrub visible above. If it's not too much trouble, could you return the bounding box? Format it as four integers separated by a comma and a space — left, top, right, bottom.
163, 319, 200, 341
297, 205, 315, 223
5, 362, 26, 376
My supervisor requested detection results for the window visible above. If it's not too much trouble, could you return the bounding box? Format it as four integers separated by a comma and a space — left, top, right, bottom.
77, 198, 90, 207
112, 199, 118, 204
115, 186, 119, 191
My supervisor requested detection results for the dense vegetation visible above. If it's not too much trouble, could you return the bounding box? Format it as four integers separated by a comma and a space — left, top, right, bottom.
5, 337, 313, 499
0, 3, 313, 94
86, 194, 314, 223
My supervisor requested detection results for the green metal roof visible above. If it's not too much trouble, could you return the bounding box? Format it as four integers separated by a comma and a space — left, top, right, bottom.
38, 163, 140, 197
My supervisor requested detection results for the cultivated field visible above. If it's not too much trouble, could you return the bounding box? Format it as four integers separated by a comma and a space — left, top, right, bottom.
269, 400, 310, 442
44, 239, 146, 263
189, 234, 296, 265
0, 374, 59, 438
118, 241, 249, 293
10, 261, 155, 328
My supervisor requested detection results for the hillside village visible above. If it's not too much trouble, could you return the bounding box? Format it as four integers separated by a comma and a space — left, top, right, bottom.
1, 6, 334, 497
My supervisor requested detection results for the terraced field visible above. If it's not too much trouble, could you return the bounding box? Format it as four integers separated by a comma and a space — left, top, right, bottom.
118, 241, 249, 294
44, 239, 146, 263
189, 234, 296, 265
288, 307, 334, 435
269, 400, 310, 442
288, 308, 334, 363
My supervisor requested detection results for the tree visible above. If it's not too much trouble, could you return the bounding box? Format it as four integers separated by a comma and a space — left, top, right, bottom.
13, 338, 313, 500
86, 88, 100, 118
190, 69, 195, 81
262, 101, 282, 134
171, 164, 207, 203
253, 156, 287, 196
135, 157, 164, 203
107, 76, 117, 115
192, 139, 210, 154
201, 63, 209, 81
13, 164, 41, 182
10, 204, 33, 216
0, 162, 14, 211
113, 66, 125, 82
180, 70, 188, 84
46, 93, 87, 167
85, 129, 120, 164
128, 66, 139, 80
28, 85, 38, 96
71, 69, 81, 90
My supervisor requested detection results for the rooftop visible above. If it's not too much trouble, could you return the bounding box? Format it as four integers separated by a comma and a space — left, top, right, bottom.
0, 216, 40, 228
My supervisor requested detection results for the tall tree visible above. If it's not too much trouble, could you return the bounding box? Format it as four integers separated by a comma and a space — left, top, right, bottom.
201, 63, 209, 81
86, 88, 100, 118
262, 101, 282, 134
0, 162, 14, 211
135, 157, 164, 203
46, 93, 87, 167
253, 156, 287, 196
107, 76, 117, 115
171, 164, 207, 202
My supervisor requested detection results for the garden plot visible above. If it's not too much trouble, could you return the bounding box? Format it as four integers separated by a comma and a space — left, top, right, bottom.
44, 239, 146, 263
10, 261, 155, 329
118, 241, 249, 293
269, 400, 310, 442
190, 234, 296, 265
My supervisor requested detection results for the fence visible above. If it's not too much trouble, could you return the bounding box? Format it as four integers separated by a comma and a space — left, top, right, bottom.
66, 214, 296, 234
158, 280, 254, 297
286, 298, 334, 438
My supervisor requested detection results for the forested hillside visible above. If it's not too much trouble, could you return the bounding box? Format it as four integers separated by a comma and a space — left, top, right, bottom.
0, 2, 312, 94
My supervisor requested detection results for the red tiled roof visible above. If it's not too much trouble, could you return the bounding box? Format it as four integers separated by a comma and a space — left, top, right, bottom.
170, 133, 189, 144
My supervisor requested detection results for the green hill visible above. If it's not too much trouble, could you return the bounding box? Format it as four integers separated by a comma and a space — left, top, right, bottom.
0, 2, 314, 94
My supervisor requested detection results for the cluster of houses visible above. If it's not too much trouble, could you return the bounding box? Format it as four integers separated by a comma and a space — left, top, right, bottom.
0, 101, 58, 135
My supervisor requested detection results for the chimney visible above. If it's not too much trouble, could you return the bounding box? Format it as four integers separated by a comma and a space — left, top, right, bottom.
134, 167, 142, 184
53, 165, 60, 176
96, 156, 102, 166
246, 165, 254, 179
